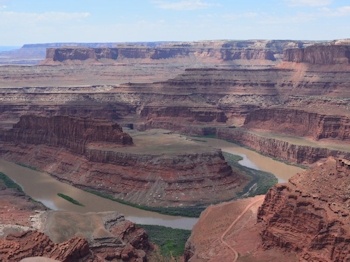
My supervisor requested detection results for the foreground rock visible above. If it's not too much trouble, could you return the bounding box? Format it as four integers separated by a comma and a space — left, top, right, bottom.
185, 157, 350, 261
0, 173, 152, 261
258, 157, 350, 261
184, 196, 296, 262
0, 231, 95, 262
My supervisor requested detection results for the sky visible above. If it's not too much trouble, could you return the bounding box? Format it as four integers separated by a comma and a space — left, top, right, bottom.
0, 0, 350, 46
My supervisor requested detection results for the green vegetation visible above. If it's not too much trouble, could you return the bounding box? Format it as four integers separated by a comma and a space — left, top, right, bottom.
0, 172, 24, 192
222, 152, 278, 197
15, 163, 38, 171
57, 193, 84, 207
138, 224, 191, 259
85, 189, 205, 217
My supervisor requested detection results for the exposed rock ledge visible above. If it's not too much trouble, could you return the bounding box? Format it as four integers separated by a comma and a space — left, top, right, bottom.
216, 128, 349, 165
283, 44, 350, 64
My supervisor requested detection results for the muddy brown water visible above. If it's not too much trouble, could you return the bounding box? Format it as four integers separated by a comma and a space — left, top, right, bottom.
0, 159, 198, 230
201, 138, 305, 183
0, 137, 304, 229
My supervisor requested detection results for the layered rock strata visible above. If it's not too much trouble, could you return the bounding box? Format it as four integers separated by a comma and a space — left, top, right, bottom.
41, 40, 319, 65
244, 108, 350, 141
284, 44, 350, 64
258, 158, 350, 261
1, 115, 133, 154
216, 128, 348, 164
2, 42, 350, 170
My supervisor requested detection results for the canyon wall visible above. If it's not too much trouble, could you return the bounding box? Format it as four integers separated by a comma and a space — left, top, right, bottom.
258, 158, 350, 261
216, 128, 347, 164
244, 108, 350, 141
283, 44, 350, 64
1, 115, 133, 154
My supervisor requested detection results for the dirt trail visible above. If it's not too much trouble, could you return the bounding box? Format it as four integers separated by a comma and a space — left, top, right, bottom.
220, 195, 265, 262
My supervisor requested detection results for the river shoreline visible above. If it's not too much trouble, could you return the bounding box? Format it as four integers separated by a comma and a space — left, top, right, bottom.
0, 135, 304, 229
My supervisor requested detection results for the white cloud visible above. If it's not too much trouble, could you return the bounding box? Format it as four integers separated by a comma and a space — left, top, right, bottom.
286, 0, 332, 7
152, 0, 216, 10
0, 5, 6, 10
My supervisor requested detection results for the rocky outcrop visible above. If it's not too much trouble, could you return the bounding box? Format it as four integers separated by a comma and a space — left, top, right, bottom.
258, 158, 350, 261
0, 211, 151, 261
41, 211, 150, 262
0, 231, 94, 262
283, 44, 350, 64
244, 108, 350, 140
216, 128, 348, 164
1, 115, 133, 154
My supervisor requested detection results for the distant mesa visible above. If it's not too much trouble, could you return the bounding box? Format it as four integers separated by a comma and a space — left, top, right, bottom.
38, 40, 320, 65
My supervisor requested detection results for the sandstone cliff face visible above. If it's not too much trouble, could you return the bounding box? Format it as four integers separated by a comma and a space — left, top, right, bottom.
2, 115, 133, 154
44, 46, 279, 64
244, 108, 350, 141
258, 158, 350, 261
0, 231, 94, 262
221, 49, 276, 61
216, 128, 347, 164
283, 44, 350, 64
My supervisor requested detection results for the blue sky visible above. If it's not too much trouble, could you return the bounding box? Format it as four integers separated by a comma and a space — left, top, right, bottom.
0, 0, 350, 45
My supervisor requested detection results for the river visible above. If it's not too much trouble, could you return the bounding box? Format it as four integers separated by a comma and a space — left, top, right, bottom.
0, 137, 304, 229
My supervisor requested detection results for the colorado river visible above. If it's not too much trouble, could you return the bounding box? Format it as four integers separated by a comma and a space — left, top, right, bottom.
201, 138, 305, 183
0, 137, 304, 230
0, 159, 197, 230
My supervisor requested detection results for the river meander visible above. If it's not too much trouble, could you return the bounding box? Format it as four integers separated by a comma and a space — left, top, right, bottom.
0, 135, 305, 230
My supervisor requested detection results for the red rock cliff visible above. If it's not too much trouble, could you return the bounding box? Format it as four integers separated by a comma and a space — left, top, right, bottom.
216, 128, 346, 164
244, 108, 350, 141
258, 158, 350, 261
2, 115, 133, 154
283, 44, 350, 64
